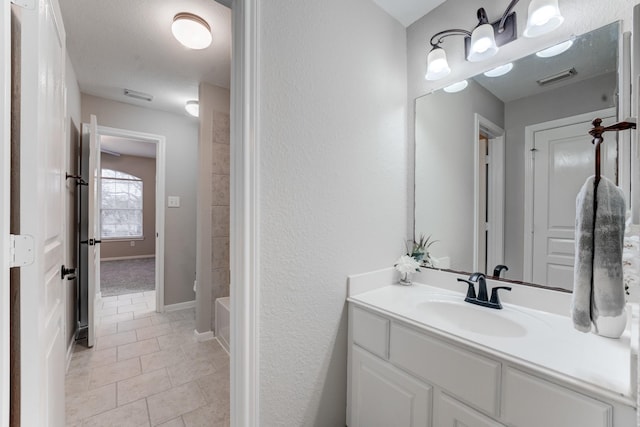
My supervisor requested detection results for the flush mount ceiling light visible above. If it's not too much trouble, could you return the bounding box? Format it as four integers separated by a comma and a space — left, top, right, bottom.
425, 0, 564, 81
443, 80, 469, 93
484, 62, 513, 77
172, 12, 212, 50
536, 39, 574, 58
185, 100, 199, 117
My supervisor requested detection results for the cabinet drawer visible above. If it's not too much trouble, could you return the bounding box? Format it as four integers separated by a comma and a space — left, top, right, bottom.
436, 391, 503, 427
390, 323, 500, 416
502, 367, 612, 427
352, 306, 389, 359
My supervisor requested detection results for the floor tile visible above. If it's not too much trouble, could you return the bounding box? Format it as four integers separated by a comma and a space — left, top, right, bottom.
156, 333, 197, 350
66, 383, 116, 424
196, 370, 230, 405
118, 302, 150, 314
117, 368, 172, 406
136, 323, 173, 341
140, 348, 187, 372
101, 295, 118, 303
99, 306, 119, 317
156, 418, 185, 427
95, 330, 137, 350
96, 322, 119, 337
82, 398, 149, 427
182, 401, 228, 427
70, 347, 117, 371
117, 338, 160, 361
101, 312, 134, 324
167, 358, 216, 387
88, 358, 141, 389
118, 317, 154, 333
119, 292, 144, 300
146, 382, 207, 425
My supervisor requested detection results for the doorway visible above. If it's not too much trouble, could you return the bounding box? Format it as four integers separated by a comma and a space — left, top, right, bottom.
78, 121, 165, 346
474, 114, 506, 275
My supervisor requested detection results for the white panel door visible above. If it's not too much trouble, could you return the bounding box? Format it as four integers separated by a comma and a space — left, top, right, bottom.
531, 113, 616, 290
86, 115, 101, 347
350, 346, 432, 427
19, 0, 67, 425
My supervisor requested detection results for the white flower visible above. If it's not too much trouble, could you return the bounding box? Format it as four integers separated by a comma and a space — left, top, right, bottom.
394, 255, 420, 274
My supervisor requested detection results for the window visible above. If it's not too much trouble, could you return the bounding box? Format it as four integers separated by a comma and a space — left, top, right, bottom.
101, 169, 143, 239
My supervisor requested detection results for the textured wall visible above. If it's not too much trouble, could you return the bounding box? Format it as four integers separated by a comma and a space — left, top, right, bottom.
100, 153, 157, 260
195, 83, 230, 334
258, 0, 407, 424
81, 94, 198, 305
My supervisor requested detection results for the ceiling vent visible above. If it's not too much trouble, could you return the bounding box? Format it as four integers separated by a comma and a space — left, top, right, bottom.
124, 89, 153, 102
536, 67, 577, 86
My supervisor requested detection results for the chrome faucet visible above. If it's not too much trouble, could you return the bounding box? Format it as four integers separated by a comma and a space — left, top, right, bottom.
457, 272, 511, 309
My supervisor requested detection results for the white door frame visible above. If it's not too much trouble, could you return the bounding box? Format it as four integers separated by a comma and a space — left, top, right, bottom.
0, 0, 10, 425
473, 114, 505, 273
95, 125, 167, 312
229, 0, 260, 425
522, 107, 616, 282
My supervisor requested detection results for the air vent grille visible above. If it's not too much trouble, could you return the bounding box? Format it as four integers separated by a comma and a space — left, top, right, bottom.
536, 68, 577, 86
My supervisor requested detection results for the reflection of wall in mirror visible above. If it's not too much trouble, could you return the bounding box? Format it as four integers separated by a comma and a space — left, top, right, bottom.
414, 80, 503, 272
503, 72, 617, 280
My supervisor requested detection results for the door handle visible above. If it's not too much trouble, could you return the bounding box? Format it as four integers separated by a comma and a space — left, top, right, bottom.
61, 265, 77, 280
80, 239, 102, 246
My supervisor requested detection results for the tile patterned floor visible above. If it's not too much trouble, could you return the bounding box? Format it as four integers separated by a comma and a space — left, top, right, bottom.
65, 291, 230, 426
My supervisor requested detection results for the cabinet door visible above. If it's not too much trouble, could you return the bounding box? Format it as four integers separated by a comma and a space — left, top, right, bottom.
436, 392, 504, 427
351, 346, 432, 427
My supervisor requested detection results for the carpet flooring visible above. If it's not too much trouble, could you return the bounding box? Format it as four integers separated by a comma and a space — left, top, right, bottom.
100, 257, 155, 297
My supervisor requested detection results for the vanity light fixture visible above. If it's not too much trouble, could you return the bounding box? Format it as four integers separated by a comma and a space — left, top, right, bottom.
443, 80, 469, 93
536, 39, 574, 58
425, 0, 564, 81
484, 62, 514, 77
172, 12, 212, 50
185, 100, 199, 117
523, 0, 564, 38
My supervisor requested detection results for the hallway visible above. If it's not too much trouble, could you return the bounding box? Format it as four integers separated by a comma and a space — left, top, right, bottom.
65, 291, 229, 426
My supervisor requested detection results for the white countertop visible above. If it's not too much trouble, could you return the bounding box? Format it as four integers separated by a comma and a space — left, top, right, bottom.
348, 275, 636, 405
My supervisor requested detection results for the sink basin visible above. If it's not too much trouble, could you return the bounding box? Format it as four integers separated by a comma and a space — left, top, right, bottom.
417, 298, 535, 338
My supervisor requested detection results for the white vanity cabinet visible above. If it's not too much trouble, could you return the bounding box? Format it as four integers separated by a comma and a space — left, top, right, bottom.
347, 304, 635, 427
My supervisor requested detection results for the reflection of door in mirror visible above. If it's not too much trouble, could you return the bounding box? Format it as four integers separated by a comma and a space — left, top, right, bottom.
525, 109, 617, 290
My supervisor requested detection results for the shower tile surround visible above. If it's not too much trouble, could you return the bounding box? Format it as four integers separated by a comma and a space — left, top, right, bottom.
211, 111, 230, 332
65, 291, 230, 426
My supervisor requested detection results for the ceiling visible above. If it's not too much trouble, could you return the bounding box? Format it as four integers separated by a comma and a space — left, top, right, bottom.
101, 135, 157, 158
472, 23, 618, 103
370, 0, 445, 27
59, 0, 231, 117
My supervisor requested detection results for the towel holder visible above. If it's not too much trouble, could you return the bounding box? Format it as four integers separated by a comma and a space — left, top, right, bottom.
589, 118, 636, 185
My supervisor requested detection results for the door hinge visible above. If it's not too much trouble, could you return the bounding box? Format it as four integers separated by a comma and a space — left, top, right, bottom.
9, 234, 35, 268
10, 0, 35, 10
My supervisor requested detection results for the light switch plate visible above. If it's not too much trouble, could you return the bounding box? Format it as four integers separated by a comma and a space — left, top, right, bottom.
168, 196, 180, 208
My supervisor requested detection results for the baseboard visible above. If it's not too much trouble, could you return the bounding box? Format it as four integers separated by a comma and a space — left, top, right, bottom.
194, 329, 214, 342
101, 254, 155, 261
65, 337, 76, 373
164, 300, 195, 312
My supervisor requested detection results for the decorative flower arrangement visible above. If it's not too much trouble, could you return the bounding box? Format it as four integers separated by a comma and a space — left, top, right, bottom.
394, 255, 421, 285
394, 234, 438, 285
406, 234, 438, 268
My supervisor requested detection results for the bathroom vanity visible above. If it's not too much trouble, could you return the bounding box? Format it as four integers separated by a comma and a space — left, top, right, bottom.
346, 268, 638, 427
